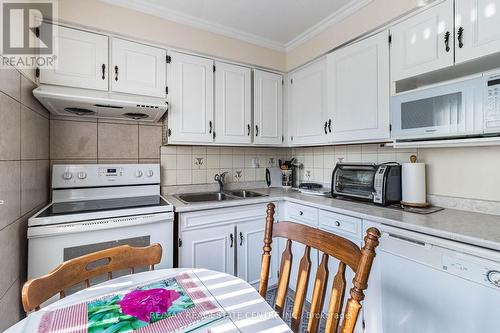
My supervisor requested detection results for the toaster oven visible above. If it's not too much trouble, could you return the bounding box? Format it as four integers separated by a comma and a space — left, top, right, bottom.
331, 163, 402, 206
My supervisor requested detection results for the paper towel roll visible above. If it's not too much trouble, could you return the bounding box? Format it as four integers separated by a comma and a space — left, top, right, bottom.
402, 162, 427, 205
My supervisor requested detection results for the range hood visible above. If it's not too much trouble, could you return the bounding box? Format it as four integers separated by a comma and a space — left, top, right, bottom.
33, 85, 168, 123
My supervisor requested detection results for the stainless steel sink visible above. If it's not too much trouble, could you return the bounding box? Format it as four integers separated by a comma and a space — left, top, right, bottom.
226, 190, 266, 198
176, 192, 234, 203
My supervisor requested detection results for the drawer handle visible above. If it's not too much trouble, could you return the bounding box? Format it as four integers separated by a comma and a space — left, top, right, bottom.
299, 211, 304, 216
335, 221, 341, 227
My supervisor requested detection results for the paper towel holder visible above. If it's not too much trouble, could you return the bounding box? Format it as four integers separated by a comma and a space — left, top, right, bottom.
400, 154, 430, 208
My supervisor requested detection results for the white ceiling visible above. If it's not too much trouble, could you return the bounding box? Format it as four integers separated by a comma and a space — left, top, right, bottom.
101, 0, 373, 51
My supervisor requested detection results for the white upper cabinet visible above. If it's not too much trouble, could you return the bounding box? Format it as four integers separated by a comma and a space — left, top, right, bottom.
215, 62, 252, 144
253, 70, 283, 145
111, 38, 166, 97
39, 24, 108, 91
390, 0, 454, 81
289, 58, 330, 145
455, 0, 500, 64
327, 30, 390, 143
167, 52, 214, 144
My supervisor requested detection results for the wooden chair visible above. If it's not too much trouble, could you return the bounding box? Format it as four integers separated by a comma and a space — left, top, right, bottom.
22, 244, 162, 312
259, 203, 380, 333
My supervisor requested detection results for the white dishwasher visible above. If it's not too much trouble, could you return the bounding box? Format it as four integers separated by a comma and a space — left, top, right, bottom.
363, 221, 500, 333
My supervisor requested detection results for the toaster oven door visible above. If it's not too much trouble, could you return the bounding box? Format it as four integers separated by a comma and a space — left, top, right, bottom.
333, 164, 377, 200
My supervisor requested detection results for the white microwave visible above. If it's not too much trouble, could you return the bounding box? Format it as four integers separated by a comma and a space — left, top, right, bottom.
391, 76, 484, 140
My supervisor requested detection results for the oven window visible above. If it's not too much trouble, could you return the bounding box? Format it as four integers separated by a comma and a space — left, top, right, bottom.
401, 92, 461, 129
335, 167, 375, 198
63, 236, 151, 295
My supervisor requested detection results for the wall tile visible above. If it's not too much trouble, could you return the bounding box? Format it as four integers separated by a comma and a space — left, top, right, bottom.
50, 120, 97, 159
161, 154, 177, 170
139, 125, 162, 159
176, 154, 191, 170
0, 217, 26, 297
0, 93, 21, 160
0, 161, 21, 230
176, 169, 192, 185
21, 160, 49, 215
206, 154, 219, 168
0, 66, 20, 101
0, 278, 23, 332
20, 75, 47, 117
21, 106, 49, 160
192, 169, 207, 184
98, 122, 138, 159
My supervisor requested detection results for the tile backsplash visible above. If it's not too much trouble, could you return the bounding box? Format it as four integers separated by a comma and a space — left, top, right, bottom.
160, 146, 289, 187
289, 144, 417, 185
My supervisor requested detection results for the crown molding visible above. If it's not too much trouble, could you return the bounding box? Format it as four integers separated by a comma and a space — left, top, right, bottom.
100, 0, 286, 51
285, 0, 374, 51
100, 0, 373, 53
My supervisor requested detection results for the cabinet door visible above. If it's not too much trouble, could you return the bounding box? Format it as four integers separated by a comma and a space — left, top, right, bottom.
179, 224, 235, 275
254, 70, 283, 145
215, 62, 252, 144
455, 0, 500, 64
39, 24, 108, 91
390, 0, 454, 81
328, 30, 390, 143
290, 58, 330, 145
168, 52, 214, 144
237, 220, 279, 288
111, 38, 166, 97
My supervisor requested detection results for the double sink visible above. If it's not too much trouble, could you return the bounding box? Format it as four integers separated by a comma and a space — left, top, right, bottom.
175, 190, 267, 204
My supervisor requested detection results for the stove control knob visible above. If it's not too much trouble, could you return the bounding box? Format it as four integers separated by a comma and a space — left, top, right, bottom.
487, 270, 500, 288
135, 170, 143, 178
63, 171, 73, 180
146, 170, 154, 177
77, 171, 87, 180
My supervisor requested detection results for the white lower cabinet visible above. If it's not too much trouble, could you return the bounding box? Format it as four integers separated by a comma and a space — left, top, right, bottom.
180, 223, 235, 275
178, 203, 278, 288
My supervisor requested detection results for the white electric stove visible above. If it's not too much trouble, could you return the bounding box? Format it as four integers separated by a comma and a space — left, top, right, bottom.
27, 164, 174, 285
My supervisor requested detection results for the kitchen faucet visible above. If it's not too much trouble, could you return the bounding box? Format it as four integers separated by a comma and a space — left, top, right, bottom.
214, 172, 228, 193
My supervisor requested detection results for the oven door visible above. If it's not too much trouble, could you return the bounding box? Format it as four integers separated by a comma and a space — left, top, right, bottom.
332, 164, 377, 200
27, 212, 174, 294
391, 77, 483, 140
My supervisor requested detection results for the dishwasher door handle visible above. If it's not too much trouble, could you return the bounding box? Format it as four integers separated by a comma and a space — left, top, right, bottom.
383, 232, 429, 247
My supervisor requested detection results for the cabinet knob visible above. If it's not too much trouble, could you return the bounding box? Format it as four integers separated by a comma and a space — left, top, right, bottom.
335, 221, 341, 227
299, 211, 304, 216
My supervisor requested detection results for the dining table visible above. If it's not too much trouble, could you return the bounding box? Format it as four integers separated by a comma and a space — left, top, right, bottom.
5, 268, 292, 333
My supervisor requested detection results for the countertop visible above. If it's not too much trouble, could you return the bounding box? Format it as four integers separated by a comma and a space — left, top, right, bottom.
165, 188, 500, 252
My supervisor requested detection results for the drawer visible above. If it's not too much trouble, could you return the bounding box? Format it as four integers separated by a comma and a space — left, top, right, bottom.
285, 202, 318, 226
319, 210, 362, 239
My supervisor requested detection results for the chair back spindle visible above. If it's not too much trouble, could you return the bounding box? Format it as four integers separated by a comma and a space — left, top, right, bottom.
259, 203, 380, 333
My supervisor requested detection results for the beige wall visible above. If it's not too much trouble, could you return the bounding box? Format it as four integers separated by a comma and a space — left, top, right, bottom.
56, 0, 286, 71
0, 67, 50, 330
418, 147, 500, 202
286, 0, 422, 71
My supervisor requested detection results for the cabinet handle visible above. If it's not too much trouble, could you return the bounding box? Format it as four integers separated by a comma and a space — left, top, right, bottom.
247, 124, 251, 136
114, 65, 119, 81
324, 121, 328, 134
335, 221, 341, 227
239, 232, 243, 246
209, 121, 212, 134
328, 119, 332, 133
444, 31, 451, 52
457, 27, 464, 48
230, 233, 234, 248
255, 125, 259, 136
101, 64, 106, 80
299, 211, 304, 216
